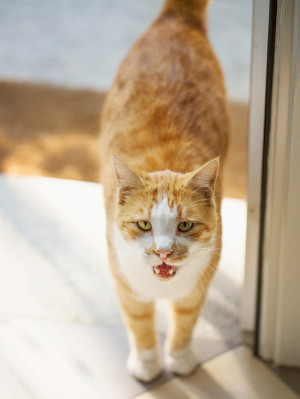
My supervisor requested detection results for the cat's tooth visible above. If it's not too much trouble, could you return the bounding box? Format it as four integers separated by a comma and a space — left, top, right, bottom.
156, 267, 160, 274
169, 269, 174, 275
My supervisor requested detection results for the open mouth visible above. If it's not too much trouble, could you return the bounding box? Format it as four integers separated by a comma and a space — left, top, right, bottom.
152, 262, 177, 278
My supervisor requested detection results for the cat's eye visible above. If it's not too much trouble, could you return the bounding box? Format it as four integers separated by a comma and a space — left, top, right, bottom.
178, 221, 193, 232
137, 221, 152, 231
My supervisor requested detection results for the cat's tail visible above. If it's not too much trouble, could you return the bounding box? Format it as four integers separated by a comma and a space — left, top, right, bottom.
158, 0, 210, 32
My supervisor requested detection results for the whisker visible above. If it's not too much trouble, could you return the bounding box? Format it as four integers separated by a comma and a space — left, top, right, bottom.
199, 270, 208, 283
182, 197, 212, 206
199, 275, 212, 323
179, 189, 201, 211
181, 200, 212, 211
179, 186, 211, 207
205, 264, 217, 272
201, 247, 222, 249
200, 248, 221, 256
207, 260, 220, 269
130, 193, 149, 211
180, 200, 213, 213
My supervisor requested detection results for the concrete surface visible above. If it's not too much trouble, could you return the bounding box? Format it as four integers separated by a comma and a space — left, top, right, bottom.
0, 0, 252, 100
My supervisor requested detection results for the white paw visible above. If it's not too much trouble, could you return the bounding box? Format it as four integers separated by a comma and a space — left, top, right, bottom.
127, 348, 162, 382
165, 346, 198, 375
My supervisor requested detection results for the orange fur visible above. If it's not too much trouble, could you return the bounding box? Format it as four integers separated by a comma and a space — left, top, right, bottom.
100, 0, 229, 380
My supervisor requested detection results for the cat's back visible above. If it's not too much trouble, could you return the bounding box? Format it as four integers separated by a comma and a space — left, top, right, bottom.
100, 0, 229, 177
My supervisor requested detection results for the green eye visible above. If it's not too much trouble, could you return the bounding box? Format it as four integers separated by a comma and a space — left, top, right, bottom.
137, 221, 152, 231
178, 221, 193, 232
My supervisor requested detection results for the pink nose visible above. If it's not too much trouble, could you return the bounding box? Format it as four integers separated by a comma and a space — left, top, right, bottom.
155, 249, 172, 261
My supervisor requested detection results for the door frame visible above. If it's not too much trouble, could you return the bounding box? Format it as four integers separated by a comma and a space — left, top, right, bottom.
241, 0, 273, 333
243, 0, 300, 366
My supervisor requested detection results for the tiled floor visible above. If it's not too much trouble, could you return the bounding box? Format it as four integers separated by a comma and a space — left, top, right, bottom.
5, 175, 296, 398
0, 175, 245, 343
134, 347, 299, 399
0, 318, 236, 399
1, 318, 298, 399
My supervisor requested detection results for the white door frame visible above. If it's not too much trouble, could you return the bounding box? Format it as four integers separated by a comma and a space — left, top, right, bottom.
258, 0, 300, 366
241, 0, 272, 332
243, 0, 300, 366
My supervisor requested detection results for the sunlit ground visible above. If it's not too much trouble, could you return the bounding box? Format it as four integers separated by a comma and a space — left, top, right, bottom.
0, 81, 248, 199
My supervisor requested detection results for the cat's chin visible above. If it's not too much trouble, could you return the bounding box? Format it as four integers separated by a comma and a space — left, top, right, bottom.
152, 262, 177, 279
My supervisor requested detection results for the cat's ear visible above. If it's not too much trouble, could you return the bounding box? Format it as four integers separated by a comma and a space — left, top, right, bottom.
112, 156, 144, 199
186, 157, 220, 194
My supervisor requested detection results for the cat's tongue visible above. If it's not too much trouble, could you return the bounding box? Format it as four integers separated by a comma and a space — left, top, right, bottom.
153, 263, 176, 278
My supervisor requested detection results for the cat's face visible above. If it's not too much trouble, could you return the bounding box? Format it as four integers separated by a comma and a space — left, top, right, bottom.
112, 156, 219, 286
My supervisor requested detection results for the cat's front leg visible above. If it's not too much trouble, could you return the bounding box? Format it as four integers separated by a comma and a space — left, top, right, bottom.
127, 338, 162, 383
165, 261, 217, 375
116, 284, 162, 382
165, 278, 210, 376
164, 300, 200, 375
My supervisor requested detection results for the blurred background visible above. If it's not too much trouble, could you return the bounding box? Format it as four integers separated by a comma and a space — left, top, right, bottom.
0, 0, 251, 97
0, 0, 251, 198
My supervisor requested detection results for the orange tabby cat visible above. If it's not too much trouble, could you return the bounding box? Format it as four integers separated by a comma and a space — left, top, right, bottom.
100, 0, 229, 381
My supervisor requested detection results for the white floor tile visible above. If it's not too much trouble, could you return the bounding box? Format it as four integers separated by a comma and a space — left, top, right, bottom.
0, 176, 246, 344
0, 318, 235, 399
0, 319, 141, 399
135, 347, 299, 399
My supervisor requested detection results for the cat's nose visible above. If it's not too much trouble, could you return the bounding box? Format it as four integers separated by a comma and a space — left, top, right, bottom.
155, 249, 173, 261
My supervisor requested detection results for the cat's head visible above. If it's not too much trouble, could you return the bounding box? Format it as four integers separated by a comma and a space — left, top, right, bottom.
112, 156, 219, 281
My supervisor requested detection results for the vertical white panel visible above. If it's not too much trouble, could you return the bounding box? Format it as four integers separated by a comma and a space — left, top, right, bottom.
259, 0, 300, 366
241, 0, 270, 331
